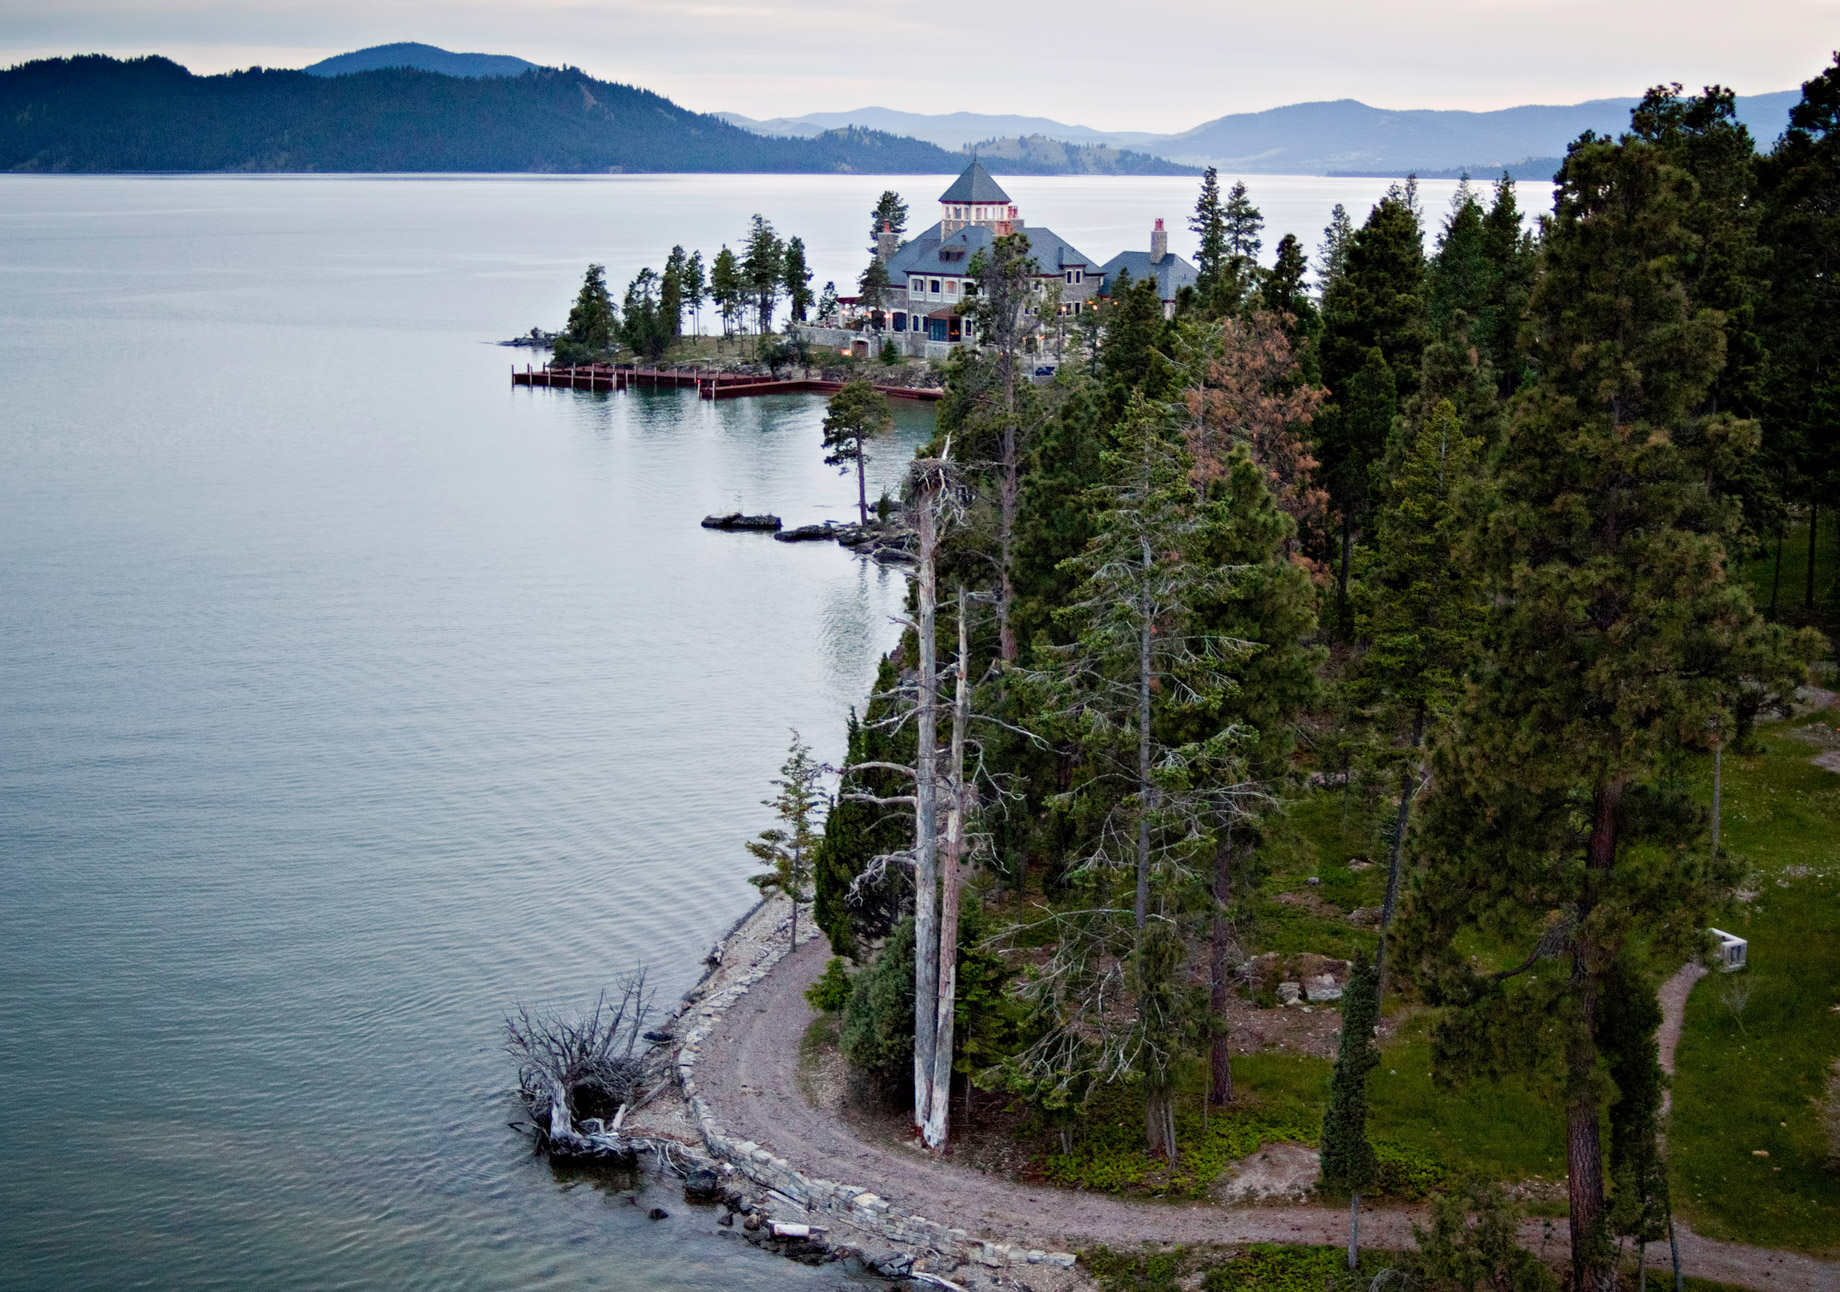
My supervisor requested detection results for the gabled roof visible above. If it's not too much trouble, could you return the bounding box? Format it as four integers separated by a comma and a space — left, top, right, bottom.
1099, 249, 1199, 302
884, 223, 1100, 283
937, 159, 1011, 205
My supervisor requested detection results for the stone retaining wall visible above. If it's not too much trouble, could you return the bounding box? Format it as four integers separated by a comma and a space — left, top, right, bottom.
669, 907, 1079, 1278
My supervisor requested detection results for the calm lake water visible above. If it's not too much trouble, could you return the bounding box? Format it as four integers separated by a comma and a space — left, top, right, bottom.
0, 171, 1475, 1290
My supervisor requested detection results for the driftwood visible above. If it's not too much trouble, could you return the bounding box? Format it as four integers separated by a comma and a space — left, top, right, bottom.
506, 971, 661, 1157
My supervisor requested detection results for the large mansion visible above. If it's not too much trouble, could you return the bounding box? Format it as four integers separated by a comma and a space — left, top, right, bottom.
847, 160, 1197, 351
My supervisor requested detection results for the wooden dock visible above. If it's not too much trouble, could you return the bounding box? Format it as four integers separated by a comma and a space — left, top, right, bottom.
511, 363, 941, 403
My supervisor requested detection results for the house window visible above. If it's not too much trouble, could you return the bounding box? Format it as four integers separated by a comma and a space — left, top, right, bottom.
944, 280, 958, 297
910, 276, 924, 297
930, 278, 941, 294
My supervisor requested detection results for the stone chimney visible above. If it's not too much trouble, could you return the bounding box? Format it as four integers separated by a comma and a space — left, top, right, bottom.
1150, 218, 1167, 263
876, 221, 899, 262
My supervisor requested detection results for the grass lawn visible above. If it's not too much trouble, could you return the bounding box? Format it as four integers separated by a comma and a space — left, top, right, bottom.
1669, 713, 1840, 1254
1745, 517, 1840, 638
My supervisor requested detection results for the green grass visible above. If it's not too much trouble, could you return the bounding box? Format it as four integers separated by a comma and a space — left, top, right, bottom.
1083, 1243, 1399, 1292
1669, 718, 1840, 1254
1367, 1014, 1568, 1182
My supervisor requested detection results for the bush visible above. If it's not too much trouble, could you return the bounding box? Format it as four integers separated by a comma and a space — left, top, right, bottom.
841, 917, 915, 1098
880, 339, 900, 364
806, 957, 854, 1013
1402, 1178, 1557, 1292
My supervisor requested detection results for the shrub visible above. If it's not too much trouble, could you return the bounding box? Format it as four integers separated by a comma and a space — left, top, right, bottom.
841, 917, 915, 1098
880, 339, 900, 364
1402, 1178, 1557, 1292
806, 957, 854, 1013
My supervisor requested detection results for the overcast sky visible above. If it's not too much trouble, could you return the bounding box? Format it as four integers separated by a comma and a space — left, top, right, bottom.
3, 0, 1835, 132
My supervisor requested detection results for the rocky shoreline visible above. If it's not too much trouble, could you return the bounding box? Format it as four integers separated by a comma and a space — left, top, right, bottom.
615, 896, 1084, 1290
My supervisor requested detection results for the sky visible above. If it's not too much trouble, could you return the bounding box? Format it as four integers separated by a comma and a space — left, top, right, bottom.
3, 0, 1836, 133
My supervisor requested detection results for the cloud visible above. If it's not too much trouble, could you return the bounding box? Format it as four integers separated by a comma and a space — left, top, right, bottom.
2, 0, 1833, 131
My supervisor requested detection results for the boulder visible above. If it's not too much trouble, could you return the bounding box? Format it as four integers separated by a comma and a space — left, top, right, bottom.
1303, 973, 1343, 1002
773, 523, 837, 543
1277, 981, 1303, 1005
684, 1167, 722, 1202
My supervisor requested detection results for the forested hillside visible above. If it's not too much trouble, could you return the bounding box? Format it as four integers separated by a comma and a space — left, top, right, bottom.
790, 64, 1840, 1292
0, 55, 963, 173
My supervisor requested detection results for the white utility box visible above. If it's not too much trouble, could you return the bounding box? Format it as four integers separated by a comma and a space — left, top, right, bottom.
1708, 927, 1748, 972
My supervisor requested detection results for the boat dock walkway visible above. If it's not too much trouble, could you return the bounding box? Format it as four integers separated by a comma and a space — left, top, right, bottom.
511, 364, 942, 402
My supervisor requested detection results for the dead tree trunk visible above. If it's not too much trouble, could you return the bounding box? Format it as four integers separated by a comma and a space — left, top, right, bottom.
912, 467, 942, 1134
924, 589, 972, 1150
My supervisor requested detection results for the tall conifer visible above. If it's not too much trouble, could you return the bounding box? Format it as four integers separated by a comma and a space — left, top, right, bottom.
1404, 127, 1811, 1292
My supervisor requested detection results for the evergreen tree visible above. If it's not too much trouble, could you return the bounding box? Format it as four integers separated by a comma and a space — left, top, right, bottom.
1428, 177, 1489, 340
858, 256, 890, 328
1598, 955, 1670, 1256
1317, 192, 1429, 636
1316, 202, 1354, 299
554, 262, 616, 365
1320, 956, 1380, 1267
1027, 401, 1254, 1158
746, 732, 826, 950
1404, 1179, 1557, 1292
1258, 232, 1320, 360
814, 695, 910, 956
681, 248, 706, 341
662, 244, 688, 342
823, 379, 893, 525
621, 266, 671, 360
1220, 180, 1264, 311
870, 189, 909, 248
1190, 167, 1228, 308
841, 915, 916, 1095
1351, 398, 1483, 1000
783, 234, 814, 323
1476, 175, 1537, 396
1100, 271, 1171, 408
1404, 127, 1813, 1292
742, 214, 785, 339
816, 280, 839, 321
710, 246, 741, 341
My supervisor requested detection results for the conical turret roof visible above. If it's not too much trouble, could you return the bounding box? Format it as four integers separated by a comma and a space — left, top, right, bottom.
938, 159, 1011, 205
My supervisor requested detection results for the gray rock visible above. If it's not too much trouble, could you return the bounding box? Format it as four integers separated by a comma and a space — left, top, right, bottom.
684, 1167, 722, 1201
1277, 981, 1303, 1005
1304, 973, 1342, 1002
772, 522, 837, 543
701, 512, 783, 532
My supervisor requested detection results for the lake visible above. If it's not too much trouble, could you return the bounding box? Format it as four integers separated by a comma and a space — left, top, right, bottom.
0, 170, 1478, 1290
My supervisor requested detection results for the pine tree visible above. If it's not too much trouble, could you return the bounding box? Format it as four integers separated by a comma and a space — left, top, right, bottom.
1220, 180, 1264, 312
662, 245, 688, 343
1258, 233, 1320, 360
814, 695, 910, 956
1316, 203, 1354, 299
1404, 127, 1813, 1292
870, 189, 909, 248
746, 732, 826, 950
858, 257, 890, 328
823, 379, 893, 525
742, 214, 785, 341
1351, 398, 1482, 1000
710, 246, 740, 342
1477, 175, 1537, 396
621, 267, 671, 360
1317, 192, 1429, 637
783, 235, 814, 323
1598, 955, 1670, 1258
1029, 401, 1255, 1158
1190, 167, 1228, 308
681, 249, 706, 341
554, 263, 616, 365
1427, 177, 1489, 340
1320, 956, 1380, 1267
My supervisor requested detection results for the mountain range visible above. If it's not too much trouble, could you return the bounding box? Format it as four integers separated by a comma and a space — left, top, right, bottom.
0, 43, 1803, 177
724, 92, 1801, 176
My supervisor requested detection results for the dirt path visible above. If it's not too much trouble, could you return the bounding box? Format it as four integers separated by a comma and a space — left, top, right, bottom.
1658, 960, 1709, 1117
693, 935, 1838, 1292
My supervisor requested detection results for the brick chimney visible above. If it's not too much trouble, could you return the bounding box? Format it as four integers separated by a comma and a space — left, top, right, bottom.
1150, 217, 1167, 263
876, 220, 899, 262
